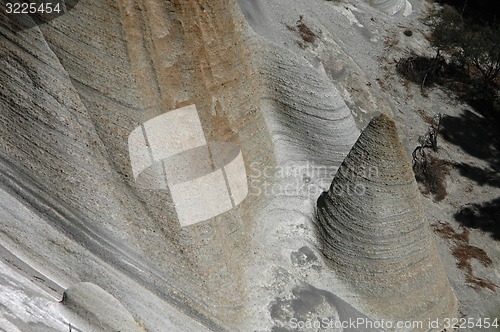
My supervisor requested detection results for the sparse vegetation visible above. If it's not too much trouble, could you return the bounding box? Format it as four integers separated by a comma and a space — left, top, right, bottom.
428, 5, 500, 94
297, 18, 316, 43
433, 222, 497, 291
287, 15, 317, 48
396, 52, 445, 93
397, 3, 500, 115
412, 113, 449, 201
413, 152, 449, 201
416, 108, 435, 125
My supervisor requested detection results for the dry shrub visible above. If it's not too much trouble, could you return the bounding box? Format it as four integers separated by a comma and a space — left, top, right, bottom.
433, 222, 497, 292
413, 152, 450, 201
466, 274, 497, 292
396, 53, 445, 89
296, 15, 317, 43
453, 244, 493, 270
433, 222, 469, 242
384, 37, 399, 48
286, 16, 317, 48
412, 114, 448, 201
453, 244, 496, 291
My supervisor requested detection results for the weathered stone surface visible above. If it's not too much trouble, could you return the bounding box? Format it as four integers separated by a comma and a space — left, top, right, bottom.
316, 114, 457, 328
0, 0, 458, 331
61, 282, 144, 332
366, 0, 411, 16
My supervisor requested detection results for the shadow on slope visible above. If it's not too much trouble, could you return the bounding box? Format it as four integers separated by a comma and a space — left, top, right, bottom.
440, 109, 499, 178
455, 198, 500, 241
440, 110, 500, 240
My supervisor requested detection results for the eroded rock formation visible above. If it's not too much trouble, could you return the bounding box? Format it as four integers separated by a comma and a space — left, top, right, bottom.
366, 0, 412, 16
60, 282, 144, 332
0, 0, 359, 327
1, 0, 456, 330
316, 114, 457, 328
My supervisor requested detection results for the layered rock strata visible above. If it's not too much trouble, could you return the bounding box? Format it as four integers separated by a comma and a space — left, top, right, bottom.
0, 0, 448, 330
0, 0, 361, 329
316, 114, 457, 328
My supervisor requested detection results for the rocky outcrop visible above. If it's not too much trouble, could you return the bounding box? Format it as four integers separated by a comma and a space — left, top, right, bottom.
0, 0, 455, 330
61, 282, 144, 332
0, 0, 264, 328
316, 114, 457, 329
365, 0, 411, 16
0, 0, 361, 330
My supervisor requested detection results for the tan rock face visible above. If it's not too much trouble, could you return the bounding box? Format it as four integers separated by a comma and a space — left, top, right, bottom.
316, 114, 457, 328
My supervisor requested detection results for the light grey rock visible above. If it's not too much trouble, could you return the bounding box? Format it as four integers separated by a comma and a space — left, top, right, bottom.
0, 0, 461, 331
365, 0, 411, 16
60, 282, 144, 332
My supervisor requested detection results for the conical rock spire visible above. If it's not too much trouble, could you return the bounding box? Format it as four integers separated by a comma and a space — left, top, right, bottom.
316, 114, 457, 328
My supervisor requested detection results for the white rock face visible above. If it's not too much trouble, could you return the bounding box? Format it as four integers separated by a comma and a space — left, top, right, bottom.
366, 0, 411, 15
